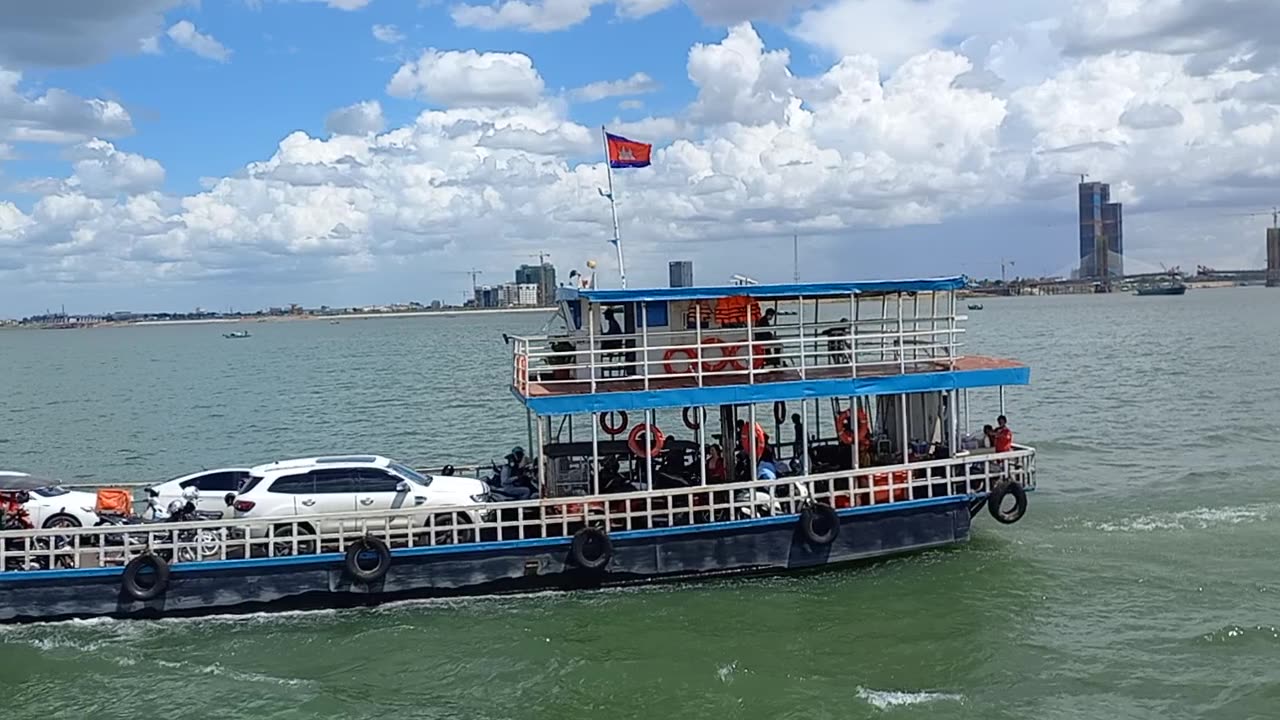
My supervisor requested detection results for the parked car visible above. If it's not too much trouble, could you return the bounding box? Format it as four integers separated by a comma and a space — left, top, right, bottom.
229, 455, 490, 541
143, 467, 250, 519
0, 470, 100, 529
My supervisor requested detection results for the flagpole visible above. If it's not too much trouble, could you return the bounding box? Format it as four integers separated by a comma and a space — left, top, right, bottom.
601, 125, 627, 288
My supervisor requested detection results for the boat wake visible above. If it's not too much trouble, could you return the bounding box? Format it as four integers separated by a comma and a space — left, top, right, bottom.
855, 687, 964, 710
1077, 503, 1275, 533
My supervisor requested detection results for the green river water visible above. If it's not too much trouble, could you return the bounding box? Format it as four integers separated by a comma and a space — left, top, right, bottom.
1, 289, 1277, 719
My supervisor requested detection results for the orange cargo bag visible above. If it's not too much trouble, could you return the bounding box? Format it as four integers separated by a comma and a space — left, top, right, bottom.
95, 488, 133, 516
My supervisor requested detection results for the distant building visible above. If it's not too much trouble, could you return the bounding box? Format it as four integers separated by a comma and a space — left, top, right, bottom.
515, 264, 556, 306
669, 260, 694, 288
513, 283, 539, 306
474, 285, 503, 308
1078, 181, 1124, 279
430, 299, 442, 310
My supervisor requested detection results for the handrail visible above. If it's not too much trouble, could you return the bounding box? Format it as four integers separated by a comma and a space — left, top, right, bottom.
1, 446, 1036, 570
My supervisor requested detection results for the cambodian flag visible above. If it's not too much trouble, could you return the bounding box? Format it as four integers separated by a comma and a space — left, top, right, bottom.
605, 132, 652, 169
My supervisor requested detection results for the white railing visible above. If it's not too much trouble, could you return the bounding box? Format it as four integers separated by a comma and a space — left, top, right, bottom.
0, 447, 1035, 573
511, 314, 966, 395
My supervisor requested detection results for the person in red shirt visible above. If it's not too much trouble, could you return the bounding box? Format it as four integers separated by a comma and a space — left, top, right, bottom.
993, 415, 1014, 452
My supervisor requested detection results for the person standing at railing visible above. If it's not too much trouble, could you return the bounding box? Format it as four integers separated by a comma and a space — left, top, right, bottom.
822, 319, 851, 365
754, 308, 783, 368
994, 415, 1013, 453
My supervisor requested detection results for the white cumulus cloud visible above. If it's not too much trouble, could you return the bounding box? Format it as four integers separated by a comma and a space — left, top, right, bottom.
166, 20, 231, 63
572, 72, 661, 102
371, 24, 405, 44
388, 49, 546, 107
325, 100, 386, 136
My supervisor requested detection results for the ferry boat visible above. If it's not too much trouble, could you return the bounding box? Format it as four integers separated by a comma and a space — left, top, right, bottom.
0, 275, 1035, 623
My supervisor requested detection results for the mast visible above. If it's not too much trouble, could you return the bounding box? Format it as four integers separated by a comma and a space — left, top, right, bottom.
599, 126, 627, 288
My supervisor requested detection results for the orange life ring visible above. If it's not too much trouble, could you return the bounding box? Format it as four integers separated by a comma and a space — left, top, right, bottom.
682, 407, 700, 430
600, 411, 629, 436
662, 347, 697, 376
721, 342, 766, 372
740, 422, 767, 459
628, 423, 665, 458
515, 354, 528, 392
701, 337, 729, 373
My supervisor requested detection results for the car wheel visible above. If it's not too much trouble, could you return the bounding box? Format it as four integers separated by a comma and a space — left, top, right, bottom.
43, 513, 82, 530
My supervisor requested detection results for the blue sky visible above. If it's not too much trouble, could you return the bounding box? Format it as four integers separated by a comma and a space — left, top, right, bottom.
1, 0, 1279, 316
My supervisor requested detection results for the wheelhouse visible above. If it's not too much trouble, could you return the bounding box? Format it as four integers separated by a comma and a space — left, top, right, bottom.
507, 277, 1035, 519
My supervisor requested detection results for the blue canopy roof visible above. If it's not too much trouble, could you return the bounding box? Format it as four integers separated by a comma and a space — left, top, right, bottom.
560, 276, 966, 304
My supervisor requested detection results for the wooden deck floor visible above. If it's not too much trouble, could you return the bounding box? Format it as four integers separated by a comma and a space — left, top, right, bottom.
523, 355, 1024, 398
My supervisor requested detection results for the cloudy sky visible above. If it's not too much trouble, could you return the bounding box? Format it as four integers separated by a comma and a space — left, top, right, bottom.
1, 0, 1278, 315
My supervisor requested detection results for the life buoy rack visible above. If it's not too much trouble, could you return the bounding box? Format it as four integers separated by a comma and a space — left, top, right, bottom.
122, 552, 170, 602
720, 343, 766, 372
600, 411, 629, 436
682, 407, 701, 430
628, 423, 666, 458
569, 526, 612, 570
740, 422, 767, 459
988, 481, 1027, 524
662, 347, 698, 376
799, 503, 839, 545
836, 408, 870, 447
773, 401, 787, 425
344, 535, 392, 584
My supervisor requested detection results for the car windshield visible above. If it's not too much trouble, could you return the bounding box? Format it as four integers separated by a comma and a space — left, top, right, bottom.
389, 462, 431, 486
31, 486, 70, 498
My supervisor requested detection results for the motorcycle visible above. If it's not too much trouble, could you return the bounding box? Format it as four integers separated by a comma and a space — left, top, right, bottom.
94, 487, 224, 562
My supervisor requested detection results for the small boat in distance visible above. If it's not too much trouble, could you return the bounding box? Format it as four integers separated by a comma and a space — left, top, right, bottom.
967, 303, 984, 310
223, 330, 251, 339
1135, 277, 1187, 296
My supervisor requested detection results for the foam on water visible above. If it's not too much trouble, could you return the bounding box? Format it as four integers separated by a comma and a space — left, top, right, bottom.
855, 687, 964, 710
1076, 503, 1275, 533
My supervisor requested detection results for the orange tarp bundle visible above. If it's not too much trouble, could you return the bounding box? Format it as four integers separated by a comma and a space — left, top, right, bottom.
713, 296, 763, 326
95, 488, 133, 516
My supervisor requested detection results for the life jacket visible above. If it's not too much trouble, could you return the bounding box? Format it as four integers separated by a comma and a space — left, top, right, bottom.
713, 296, 762, 326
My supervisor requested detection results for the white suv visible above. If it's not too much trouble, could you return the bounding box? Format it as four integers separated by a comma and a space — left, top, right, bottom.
229, 455, 490, 537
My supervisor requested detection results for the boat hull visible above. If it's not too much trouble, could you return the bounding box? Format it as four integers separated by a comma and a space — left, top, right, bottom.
0, 499, 971, 623
1135, 286, 1186, 296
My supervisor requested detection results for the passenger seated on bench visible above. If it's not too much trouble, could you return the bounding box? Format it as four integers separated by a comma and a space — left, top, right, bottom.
706, 444, 727, 483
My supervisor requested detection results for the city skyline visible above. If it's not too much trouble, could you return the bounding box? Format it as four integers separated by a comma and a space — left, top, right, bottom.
2, 2, 1279, 316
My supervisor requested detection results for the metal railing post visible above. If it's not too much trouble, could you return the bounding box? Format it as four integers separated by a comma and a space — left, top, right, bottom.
588, 305, 597, 393
797, 295, 807, 379
695, 302, 704, 387
640, 302, 650, 390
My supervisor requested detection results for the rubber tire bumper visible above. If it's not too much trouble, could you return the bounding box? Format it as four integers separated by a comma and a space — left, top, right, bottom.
122, 552, 170, 602
988, 482, 1028, 525
344, 536, 392, 583
800, 504, 840, 545
569, 527, 613, 571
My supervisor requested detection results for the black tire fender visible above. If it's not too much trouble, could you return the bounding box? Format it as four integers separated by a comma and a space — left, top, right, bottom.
122, 552, 170, 602
344, 535, 392, 584
800, 503, 840, 546
569, 527, 612, 571
988, 482, 1028, 525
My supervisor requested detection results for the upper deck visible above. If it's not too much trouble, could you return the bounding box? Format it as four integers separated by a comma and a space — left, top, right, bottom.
510, 276, 1029, 415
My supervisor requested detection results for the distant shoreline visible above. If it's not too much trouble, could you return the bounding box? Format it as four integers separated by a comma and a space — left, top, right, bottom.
2, 306, 555, 330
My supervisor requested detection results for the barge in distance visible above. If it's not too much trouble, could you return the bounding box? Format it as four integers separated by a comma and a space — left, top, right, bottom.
0, 275, 1036, 623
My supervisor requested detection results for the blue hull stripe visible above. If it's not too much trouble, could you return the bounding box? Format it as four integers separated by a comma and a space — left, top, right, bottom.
519, 366, 1030, 415
0, 495, 974, 583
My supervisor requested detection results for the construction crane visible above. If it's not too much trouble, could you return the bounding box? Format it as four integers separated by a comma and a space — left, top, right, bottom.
1224, 206, 1279, 229
529, 251, 551, 267
451, 269, 484, 294
1057, 171, 1090, 184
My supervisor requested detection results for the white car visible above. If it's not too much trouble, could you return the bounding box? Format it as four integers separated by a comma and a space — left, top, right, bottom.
143, 467, 250, 519
229, 455, 490, 538
0, 470, 100, 529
